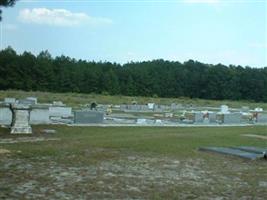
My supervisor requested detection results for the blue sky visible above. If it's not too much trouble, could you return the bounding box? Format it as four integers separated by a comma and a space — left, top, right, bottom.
0, 0, 266, 67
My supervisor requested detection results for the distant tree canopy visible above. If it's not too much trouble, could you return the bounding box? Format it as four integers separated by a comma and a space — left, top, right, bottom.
0, 0, 18, 21
0, 46, 267, 102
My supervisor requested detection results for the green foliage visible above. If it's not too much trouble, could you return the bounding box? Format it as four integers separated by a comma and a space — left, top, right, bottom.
0, 0, 18, 21
0, 47, 267, 102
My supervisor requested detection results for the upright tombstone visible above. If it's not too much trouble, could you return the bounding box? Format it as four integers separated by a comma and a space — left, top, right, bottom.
4, 98, 16, 104
10, 104, 32, 134
74, 110, 104, 124
30, 105, 50, 124
18, 98, 36, 105
26, 97, 38, 104
0, 103, 12, 125
220, 105, 230, 114
223, 113, 242, 124
49, 106, 72, 118
208, 112, 217, 123
148, 103, 155, 110
257, 113, 267, 123
195, 112, 204, 123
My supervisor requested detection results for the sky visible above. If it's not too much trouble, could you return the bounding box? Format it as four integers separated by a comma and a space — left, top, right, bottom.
0, 0, 266, 67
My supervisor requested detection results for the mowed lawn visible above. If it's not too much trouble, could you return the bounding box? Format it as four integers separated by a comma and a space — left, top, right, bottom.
1, 126, 267, 199
2, 125, 266, 158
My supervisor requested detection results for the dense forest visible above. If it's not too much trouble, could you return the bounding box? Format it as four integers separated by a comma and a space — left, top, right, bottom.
0, 46, 267, 102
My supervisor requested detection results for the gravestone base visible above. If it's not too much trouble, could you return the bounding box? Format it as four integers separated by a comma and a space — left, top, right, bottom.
11, 126, 32, 134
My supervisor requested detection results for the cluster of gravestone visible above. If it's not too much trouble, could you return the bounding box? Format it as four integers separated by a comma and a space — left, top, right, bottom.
118, 103, 267, 125
180, 105, 267, 125
1, 98, 267, 133
0, 97, 105, 134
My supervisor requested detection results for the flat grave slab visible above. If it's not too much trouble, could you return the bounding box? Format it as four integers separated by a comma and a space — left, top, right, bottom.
232, 146, 267, 154
199, 146, 265, 160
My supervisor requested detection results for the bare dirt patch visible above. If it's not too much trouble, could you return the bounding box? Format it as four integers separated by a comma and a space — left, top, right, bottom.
242, 134, 267, 140
0, 137, 60, 144
1, 149, 266, 199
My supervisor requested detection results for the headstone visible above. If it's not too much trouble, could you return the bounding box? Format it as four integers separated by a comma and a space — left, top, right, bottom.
194, 112, 204, 123
209, 112, 217, 123
10, 104, 32, 134
4, 98, 16, 104
223, 113, 242, 124
0, 104, 12, 125
18, 99, 35, 105
90, 102, 97, 110
155, 119, 162, 124
165, 113, 173, 118
220, 105, 229, 114
26, 97, 38, 104
257, 113, 267, 123
53, 101, 65, 106
255, 107, 263, 112
241, 106, 249, 112
49, 106, 72, 118
74, 111, 104, 124
30, 105, 50, 124
241, 112, 253, 123
137, 118, 147, 124
148, 103, 155, 110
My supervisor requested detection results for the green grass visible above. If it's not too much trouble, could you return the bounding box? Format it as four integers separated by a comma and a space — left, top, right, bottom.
1, 125, 267, 159
1, 89, 267, 109
1, 125, 267, 199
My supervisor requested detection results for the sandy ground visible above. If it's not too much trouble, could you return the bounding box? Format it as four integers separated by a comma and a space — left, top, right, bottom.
1, 149, 267, 199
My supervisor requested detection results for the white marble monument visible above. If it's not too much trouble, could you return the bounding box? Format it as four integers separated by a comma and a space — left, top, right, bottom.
10, 104, 32, 134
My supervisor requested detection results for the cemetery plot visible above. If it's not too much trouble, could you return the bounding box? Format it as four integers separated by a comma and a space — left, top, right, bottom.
0, 126, 267, 199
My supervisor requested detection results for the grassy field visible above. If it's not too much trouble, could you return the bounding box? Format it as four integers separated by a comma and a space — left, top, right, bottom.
1, 125, 267, 199
1, 90, 267, 110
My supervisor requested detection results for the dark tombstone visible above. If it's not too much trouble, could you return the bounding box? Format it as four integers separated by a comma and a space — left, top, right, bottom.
90, 102, 97, 110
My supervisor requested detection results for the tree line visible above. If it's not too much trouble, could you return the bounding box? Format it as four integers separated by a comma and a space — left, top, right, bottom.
1, 47, 267, 102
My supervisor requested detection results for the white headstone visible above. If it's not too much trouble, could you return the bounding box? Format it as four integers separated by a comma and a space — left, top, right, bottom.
10, 104, 32, 134
26, 97, 38, 104
220, 105, 229, 114
148, 103, 155, 110
4, 98, 16, 104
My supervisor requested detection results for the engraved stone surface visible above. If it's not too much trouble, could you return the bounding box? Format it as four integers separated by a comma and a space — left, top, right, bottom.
30, 105, 50, 124
74, 110, 104, 124
10, 104, 32, 134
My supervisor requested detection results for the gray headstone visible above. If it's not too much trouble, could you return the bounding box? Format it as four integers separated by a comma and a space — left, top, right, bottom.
209, 112, 217, 123
18, 99, 36, 105
194, 112, 204, 123
53, 101, 65, 106
49, 106, 72, 118
26, 97, 38, 104
74, 111, 104, 124
257, 113, 267, 123
0, 105, 12, 125
223, 113, 241, 124
30, 106, 50, 124
4, 98, 16, 104
241, 106, 250, 112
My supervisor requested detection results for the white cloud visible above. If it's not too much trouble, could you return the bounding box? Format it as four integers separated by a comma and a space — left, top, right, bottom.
18, 8, 112, 27
184, 0, 220, 3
